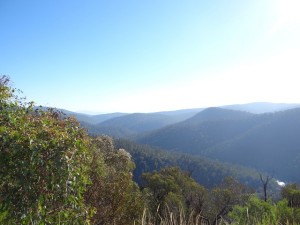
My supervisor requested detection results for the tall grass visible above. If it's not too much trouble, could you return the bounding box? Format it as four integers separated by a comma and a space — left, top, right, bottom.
137, 206, 300, 225
138, 206, 209, 225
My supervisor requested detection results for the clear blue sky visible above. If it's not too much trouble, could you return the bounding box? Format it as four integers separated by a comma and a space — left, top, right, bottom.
1, 0, 300, 113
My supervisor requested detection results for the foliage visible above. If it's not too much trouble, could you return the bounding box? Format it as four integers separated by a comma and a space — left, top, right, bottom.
136, 107, 300, 183
114, 138, 262, 189
0, 76, 91, 224
282, 183, 300, 208
85, 136, 144, 225
229, 183, 300, 224
2, 75, 300, 225
142, 167, 208, 223
0, 76, 144, 224
141, 167, 255, 224
204, 177, 253, 223
229, 195, 300, 225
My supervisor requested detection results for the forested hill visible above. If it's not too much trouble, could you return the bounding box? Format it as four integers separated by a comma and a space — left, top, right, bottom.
98, 113, 183, 133
83, 112, 200, 138
183, 107, 253, 124
114, 139, 263, 189
137, 107, 266, 152
62, 110, 128, 125
64, 102, 300, 138
59, 104, 300, 183
44, 102, 300, 141
137, 107, 300, 183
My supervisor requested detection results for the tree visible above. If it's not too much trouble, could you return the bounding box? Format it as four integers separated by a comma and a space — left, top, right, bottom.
142, 167, 208, 222
259, 173, 272, 202
0, 76, 91, 224
205, 177, 253, 224
281, 183, 300, 208
85, 136, 144, 225
229, 195, 275, 224
229, 195, 300, 224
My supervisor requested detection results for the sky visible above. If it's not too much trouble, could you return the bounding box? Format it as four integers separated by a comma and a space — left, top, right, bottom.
1, 0, 300, 113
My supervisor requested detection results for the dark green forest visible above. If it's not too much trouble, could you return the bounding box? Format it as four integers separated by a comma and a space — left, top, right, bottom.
1, 76, 300, 224
114, 139, 263, 189
136, 108, 300, 183
78, 106, 300, 184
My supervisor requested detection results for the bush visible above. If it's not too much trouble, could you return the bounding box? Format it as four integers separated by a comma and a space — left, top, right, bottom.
0, 76, 91, 224
85, 136, 144, 225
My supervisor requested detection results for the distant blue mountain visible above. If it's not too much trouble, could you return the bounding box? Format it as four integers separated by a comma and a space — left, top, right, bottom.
222, 102, 300, 114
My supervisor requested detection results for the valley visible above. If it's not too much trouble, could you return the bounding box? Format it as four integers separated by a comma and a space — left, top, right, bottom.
65, 102, 300, 185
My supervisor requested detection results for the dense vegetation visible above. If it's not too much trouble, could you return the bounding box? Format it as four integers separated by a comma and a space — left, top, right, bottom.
1, 76, 300, 224
0, 77, 91, 223
137, 107, 300, 183
0, 77, 143, 224
78, 106, 300, 184
114, 139, 263, 189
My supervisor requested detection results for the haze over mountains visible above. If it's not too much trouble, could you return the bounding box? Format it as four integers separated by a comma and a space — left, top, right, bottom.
66, 102, 300, 124
138, 107, 300, 182
60, 102, 300, 184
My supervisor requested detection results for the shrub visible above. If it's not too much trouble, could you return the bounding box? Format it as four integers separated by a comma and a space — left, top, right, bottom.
0, 76, 91, 224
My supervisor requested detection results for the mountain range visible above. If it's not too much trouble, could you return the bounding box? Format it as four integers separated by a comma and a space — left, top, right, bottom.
137, 107, 300, 182
56, 102, 300, 183
61, 102, 298, 124
63, 102, 300, 137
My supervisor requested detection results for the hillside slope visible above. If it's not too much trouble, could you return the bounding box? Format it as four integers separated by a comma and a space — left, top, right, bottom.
89, 112, 197, 138
137, 107, 300, 182
137, 108, 258, 153
204, 108, 300, 181
114, 139, 263, 189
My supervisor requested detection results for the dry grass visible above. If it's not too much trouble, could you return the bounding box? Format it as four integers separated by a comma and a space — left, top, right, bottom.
137, 206, 209, 225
